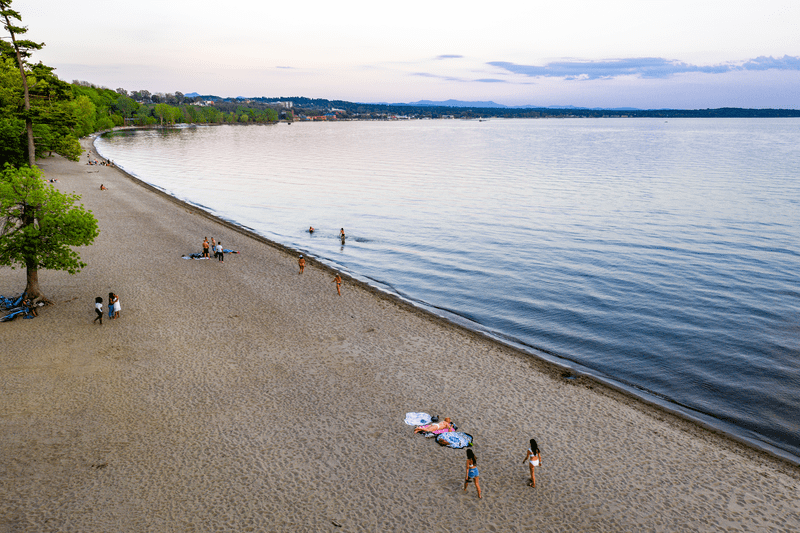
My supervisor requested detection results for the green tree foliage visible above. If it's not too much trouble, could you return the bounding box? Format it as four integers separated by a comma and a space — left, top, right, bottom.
0, 55, 27, 166
0, 164, 99, 301
153, 102, 171, 125
0, 50, 81, 165
1, 6, 82, 167
114, 93, 138, 118
69, 94, 95, 137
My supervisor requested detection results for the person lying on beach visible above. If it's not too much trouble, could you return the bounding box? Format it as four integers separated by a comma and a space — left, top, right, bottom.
414, 417, 453, 434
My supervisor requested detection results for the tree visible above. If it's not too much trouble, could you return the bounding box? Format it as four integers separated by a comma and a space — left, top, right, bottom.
0, 164, 99, 301
154, 102, 170, 125
1, 0, 43, 167
114, 93, 138, 118
1, 49, 80, 165
168, 106, 182, 124
70, 94, 96, 136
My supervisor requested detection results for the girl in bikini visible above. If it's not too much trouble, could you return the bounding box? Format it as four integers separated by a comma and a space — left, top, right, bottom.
523, 438, 542, 487
413, 417, 452, 434
463, 448, 482, 498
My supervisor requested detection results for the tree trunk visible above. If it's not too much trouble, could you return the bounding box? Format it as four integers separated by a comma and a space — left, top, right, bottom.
25, 118, 35, 167
3, 11, 37, 167
25, 262, 44, 301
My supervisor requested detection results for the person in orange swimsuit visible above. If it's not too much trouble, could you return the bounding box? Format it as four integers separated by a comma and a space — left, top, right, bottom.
333, 273, 342, 295
298, 255, 305, 274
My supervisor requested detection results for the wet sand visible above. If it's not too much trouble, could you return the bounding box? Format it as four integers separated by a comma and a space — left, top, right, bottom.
1, 141, 798, 532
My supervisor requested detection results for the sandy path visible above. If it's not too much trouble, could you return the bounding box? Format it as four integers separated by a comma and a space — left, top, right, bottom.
1, 142, 798, 532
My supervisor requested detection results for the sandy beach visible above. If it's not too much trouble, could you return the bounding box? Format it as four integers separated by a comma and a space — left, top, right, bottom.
1, 140, 798, 532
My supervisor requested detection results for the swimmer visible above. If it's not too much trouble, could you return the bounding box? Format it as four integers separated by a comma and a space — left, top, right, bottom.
298, 254, 305, 274
340, 228, 346, 243
309, 226, 315, 233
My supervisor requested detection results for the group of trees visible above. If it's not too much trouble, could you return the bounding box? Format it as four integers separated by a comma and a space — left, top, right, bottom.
1, 1, 98, 302
3, 1, 290, 303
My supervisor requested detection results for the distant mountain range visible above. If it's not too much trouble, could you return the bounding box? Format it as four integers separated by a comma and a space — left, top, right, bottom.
389, 100, 643, 111
184, 94, 640, 110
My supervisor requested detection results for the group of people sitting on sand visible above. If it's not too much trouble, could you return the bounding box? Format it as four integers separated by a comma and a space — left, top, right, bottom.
412, 416, 543, 499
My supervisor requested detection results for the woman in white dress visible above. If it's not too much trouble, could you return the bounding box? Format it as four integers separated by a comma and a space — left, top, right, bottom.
112, 293, 121, 319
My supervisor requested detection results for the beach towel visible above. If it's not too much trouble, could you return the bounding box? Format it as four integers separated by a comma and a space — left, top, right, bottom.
436, 432, 473, 449
404, 412, 432, 426
182, 253, 208, 260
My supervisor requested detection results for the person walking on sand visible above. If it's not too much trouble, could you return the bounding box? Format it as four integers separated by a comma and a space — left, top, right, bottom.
112, 293, 121, 319
333, 273, 342, 296
216, 242, 224, 262
202, 237, 210, 258
94, 297, 103, 325
298, 254, 305, 274
108, 292, 115, 319
463, 448, 482, 498
523, 438, 542, 487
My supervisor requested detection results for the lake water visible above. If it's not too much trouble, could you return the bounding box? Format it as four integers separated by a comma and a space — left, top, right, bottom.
96, 118, 800, 462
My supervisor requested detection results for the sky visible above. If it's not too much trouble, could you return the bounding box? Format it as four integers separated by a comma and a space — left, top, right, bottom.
9, 0, 800, 108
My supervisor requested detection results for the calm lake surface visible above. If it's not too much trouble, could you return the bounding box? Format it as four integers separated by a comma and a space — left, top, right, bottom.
96, 118, 800, 462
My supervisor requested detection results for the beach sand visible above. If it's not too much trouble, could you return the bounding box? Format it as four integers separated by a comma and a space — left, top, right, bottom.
1, 141, 798, 532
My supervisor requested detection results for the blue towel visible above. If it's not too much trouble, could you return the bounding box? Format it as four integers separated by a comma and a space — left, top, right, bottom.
436, 432, 473, 449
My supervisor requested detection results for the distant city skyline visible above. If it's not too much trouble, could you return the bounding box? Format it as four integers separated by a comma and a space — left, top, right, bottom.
13, 0, 800, 109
